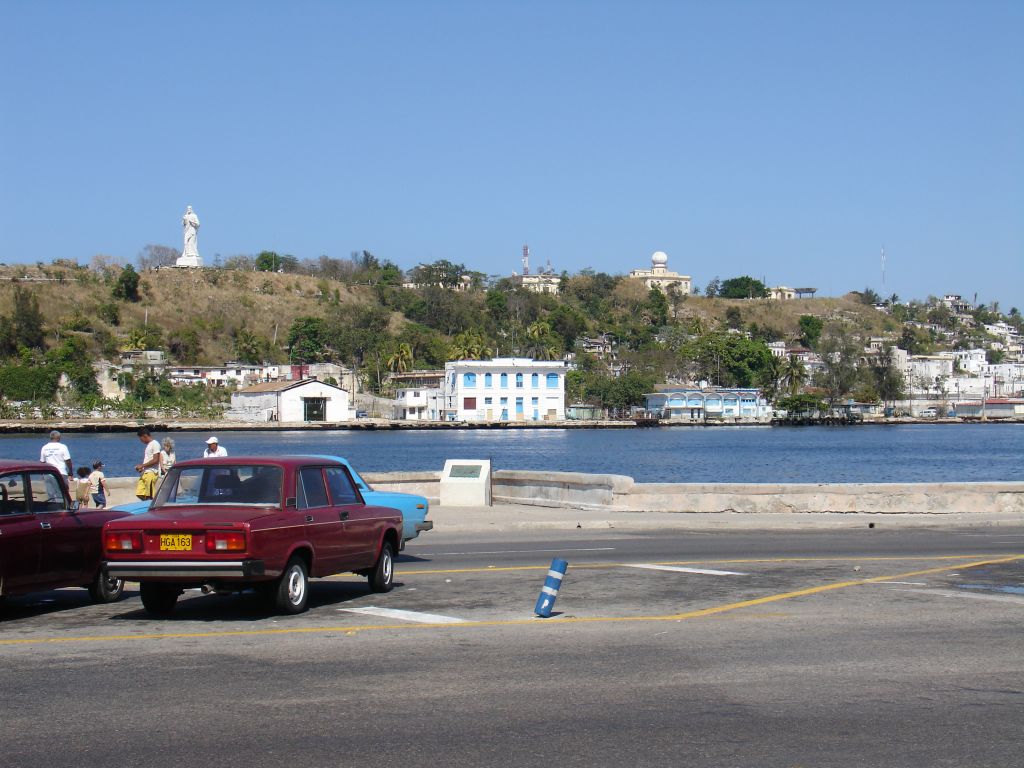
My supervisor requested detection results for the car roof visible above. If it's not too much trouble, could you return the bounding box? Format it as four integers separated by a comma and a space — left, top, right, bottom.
0, 459, 58, 472
173, 455, 347, 470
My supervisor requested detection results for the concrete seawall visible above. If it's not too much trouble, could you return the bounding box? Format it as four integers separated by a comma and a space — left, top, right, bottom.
103, 471, 1024, 515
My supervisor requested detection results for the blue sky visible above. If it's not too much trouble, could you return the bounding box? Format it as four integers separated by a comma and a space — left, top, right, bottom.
1, 1, 1021, 308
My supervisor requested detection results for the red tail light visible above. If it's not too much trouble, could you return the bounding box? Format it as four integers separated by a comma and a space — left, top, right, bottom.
206, 531, 246, 552
105, 531, 142, 553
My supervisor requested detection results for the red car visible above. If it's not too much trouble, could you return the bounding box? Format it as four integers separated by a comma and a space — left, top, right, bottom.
0, 459, 125, 604
102, 456, 403, 616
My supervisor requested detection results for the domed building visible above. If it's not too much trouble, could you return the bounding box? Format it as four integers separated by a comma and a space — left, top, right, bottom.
628, 251, 691, 294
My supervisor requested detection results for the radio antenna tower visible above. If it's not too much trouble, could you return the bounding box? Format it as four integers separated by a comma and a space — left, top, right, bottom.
522, 244, 530, 275
880, 246, 886, 291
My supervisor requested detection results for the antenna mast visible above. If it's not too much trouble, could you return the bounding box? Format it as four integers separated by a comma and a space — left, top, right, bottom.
881, 246, 886, 291
522, 244, 530, 275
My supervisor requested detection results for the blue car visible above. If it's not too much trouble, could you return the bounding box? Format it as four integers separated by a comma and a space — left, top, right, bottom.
111, 455, 432, 545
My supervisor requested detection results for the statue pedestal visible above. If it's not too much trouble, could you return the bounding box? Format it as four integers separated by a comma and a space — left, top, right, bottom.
174, 254, 203, 268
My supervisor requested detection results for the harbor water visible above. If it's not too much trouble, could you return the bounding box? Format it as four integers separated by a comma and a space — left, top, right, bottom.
1, 424, 1022, 483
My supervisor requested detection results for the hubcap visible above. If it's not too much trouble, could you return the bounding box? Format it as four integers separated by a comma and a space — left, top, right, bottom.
382, 552, 392, 582
105, 576, 122, 593
287, 567, 305, 604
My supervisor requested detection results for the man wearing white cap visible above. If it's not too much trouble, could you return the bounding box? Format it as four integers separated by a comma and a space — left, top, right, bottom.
203, 436, 228, 458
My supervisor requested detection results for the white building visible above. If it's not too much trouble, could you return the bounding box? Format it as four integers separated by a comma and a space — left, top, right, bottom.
904, 355, 955, 394
226, 378, 351, 423
954, 349, 987, 375
628, 251, 691, 294
442, 358, 567, 422
768, 286, 796, 301
394, 387, 444, 420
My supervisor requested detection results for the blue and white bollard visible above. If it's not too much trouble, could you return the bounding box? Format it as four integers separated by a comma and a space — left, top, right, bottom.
534, 558, 569, 618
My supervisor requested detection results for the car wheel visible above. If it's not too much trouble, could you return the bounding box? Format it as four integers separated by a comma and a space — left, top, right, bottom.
140, 583, 180, 617
88, 570, 124, 603
273, 557, 309, 614
368, 541, 394, 593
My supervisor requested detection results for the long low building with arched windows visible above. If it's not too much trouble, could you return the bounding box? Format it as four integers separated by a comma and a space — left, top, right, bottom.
443, 358, 568, 422
644, 388, 771, 422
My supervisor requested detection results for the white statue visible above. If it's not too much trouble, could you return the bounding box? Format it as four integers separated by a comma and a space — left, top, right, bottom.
175, 205, 203, 267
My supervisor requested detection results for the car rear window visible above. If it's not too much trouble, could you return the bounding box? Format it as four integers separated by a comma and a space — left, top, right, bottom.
154, 466, 283, 506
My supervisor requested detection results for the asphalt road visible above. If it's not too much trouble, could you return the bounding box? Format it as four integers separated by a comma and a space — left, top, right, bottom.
3, 526, 1024, 767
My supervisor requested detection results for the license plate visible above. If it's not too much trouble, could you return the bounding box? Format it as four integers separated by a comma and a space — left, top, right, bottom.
159, 534, 192, 551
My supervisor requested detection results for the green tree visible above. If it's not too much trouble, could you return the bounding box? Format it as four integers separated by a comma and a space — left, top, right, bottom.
167, 328, 202, 363
798, 315, 823, 349
112, 264, 141, 302
386, 343, 413, 373
645, 288, 669, 327
704, 276, 721, 298
685, 333, 773, 388
287, 317, 330, 363
256, 251, 282, 271
755, 353, 783, 404
777, 393, 826, 415
815, 333, 861, 408
871, 345, 905, 409
448, 330, 493, 361
857, 287, 881, 305
0, 287, 46, 354
0, 364, 61, 400
232, 327, 266, 364
718, 276, 769, 299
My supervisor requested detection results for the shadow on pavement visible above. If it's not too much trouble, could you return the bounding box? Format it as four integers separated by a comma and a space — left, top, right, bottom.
105, 579, 403, 623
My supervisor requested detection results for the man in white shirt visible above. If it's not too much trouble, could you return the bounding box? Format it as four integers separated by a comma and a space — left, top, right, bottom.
134, 427, 162, 500
203, 436, 228, 457
40, 430, 73, 477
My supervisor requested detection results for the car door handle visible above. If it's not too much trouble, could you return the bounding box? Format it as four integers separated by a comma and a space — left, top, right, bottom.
305, 515, 314, 523
339, 510, 349, 521
40, 521, 51, 530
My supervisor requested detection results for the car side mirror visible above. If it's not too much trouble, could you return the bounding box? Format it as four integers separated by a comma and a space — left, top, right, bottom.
70, 501, 81, 512
285, 497, 296, 508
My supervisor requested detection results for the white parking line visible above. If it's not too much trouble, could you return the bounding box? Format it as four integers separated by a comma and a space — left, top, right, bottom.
626, 564, 748, 576
416, 547, 616, 556
885, 588, 1024, 605
340, 606, 468, 624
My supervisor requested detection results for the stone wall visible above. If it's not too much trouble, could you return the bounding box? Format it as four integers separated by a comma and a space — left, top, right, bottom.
102, 470, 1024, 515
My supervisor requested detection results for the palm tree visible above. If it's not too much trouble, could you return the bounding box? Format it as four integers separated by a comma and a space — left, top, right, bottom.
526, 320, 551, 342
782, 355, 807, 397
386, 343, 413, 374
756, 354, 783, 404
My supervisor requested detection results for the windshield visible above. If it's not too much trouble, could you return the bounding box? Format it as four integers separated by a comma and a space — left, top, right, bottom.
153, 465, 283, 507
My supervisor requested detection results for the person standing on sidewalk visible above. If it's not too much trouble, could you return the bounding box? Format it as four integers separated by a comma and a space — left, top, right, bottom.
40, 430, 73, 479
134, 427, 162, 500
89, 460, 108, 509
203, 436, 227, 458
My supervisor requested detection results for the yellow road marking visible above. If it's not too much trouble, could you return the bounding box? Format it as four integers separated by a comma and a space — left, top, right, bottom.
1, 554, 1019, 647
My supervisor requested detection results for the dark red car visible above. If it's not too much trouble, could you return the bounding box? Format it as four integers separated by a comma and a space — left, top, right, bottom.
0, 459, 125, 604
103, 456, 403, 616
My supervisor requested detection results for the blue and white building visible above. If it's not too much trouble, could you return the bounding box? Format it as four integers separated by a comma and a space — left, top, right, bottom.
443, 358, 568, 422
644, 388, 771, 422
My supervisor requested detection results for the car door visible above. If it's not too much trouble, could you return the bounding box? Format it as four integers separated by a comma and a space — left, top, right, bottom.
29, 471, 88, 587
0, 471, 41, 595
296, 466, 347, 576
324, 466, 375, 567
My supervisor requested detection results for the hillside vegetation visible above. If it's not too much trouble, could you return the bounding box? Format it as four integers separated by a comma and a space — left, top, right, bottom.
0, 254, 1015, 416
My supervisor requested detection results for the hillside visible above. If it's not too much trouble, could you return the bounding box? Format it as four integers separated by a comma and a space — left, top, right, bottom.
0, 263, 381, 365
0, 262, 897, 367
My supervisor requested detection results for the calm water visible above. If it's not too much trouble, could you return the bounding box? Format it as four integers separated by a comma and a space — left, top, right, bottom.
2, 425, 1022, 483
